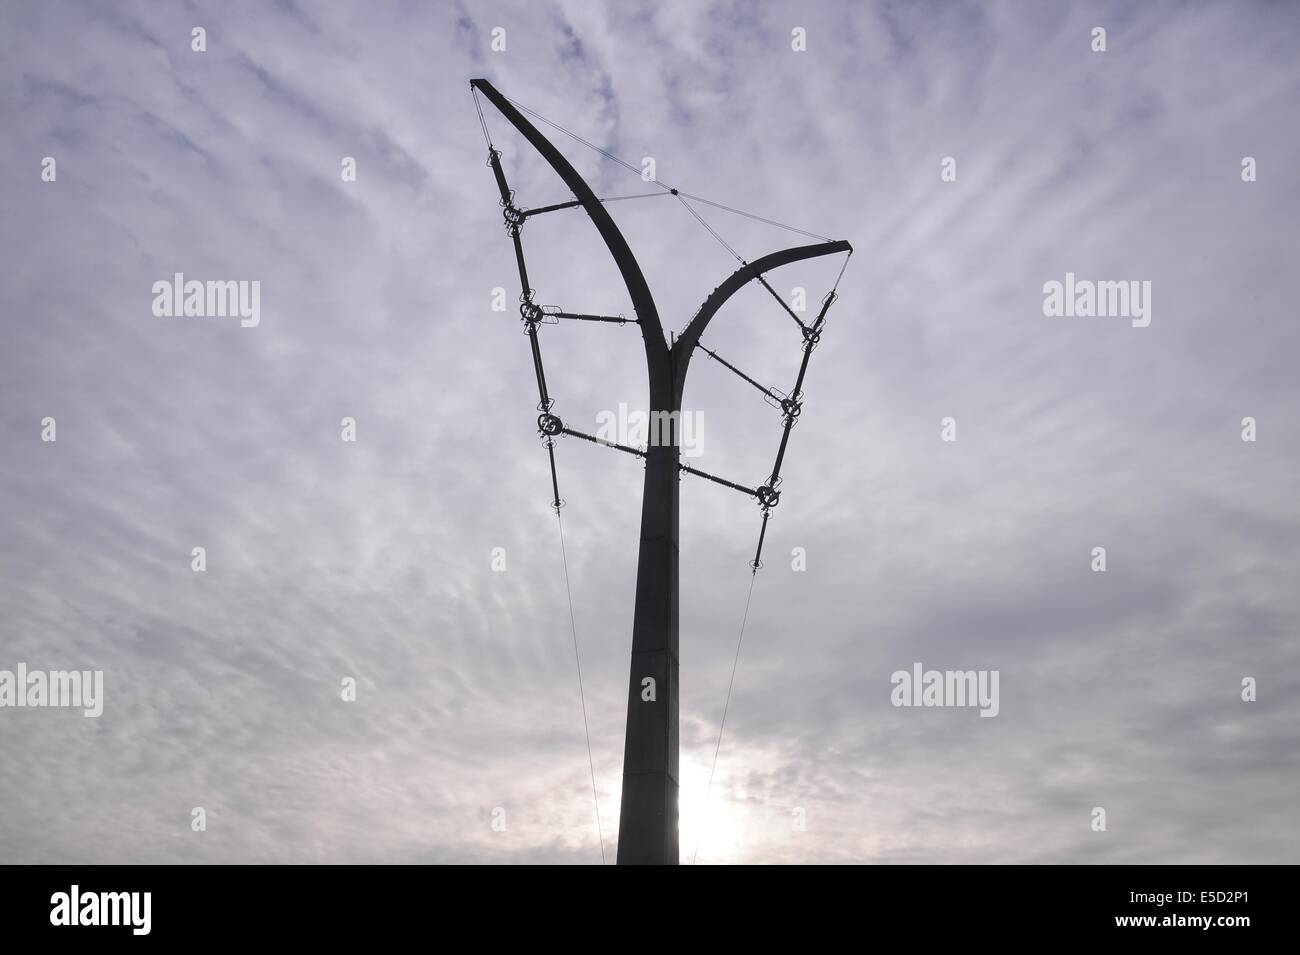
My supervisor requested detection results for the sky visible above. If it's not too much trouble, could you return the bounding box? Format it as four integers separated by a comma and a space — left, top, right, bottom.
1, 0, 1298, 864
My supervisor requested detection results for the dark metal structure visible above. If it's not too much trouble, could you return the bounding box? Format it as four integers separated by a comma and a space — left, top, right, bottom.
471, 78, 850, 864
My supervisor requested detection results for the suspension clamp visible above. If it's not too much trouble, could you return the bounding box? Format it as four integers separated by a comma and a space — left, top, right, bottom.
503, 204, 526, 231
520, 299, 544, 324
538, 412, 564, 437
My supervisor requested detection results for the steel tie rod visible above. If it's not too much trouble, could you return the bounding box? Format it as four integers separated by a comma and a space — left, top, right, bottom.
679, 463, 758, 498
553, 311, 634, 325
754, 272, 808, 334
561, 427, 646, 458
695, 340, 782, 402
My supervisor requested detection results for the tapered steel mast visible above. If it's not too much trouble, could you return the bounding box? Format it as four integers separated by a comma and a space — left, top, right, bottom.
471, 78, 850, 863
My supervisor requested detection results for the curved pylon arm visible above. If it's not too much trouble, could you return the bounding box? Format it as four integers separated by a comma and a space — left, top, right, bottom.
474, 77, 852, 572
671, 240, 852, 574
670, 239, 852, 402
475, 77, 669, 513
471, 78, 672, 399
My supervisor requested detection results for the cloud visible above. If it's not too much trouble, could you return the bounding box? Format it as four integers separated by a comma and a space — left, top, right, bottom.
1, 0, 1297, 863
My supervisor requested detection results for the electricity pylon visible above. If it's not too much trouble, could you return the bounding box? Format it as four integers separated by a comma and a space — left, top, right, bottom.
471, 78, 850, 864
